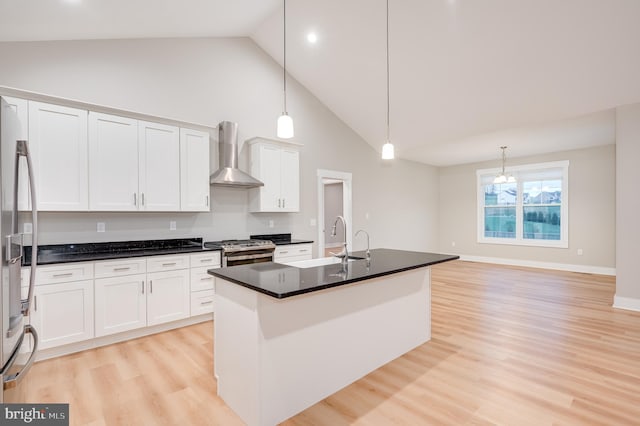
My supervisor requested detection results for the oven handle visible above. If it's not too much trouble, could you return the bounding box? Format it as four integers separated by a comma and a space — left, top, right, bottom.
224, 252, 274, 262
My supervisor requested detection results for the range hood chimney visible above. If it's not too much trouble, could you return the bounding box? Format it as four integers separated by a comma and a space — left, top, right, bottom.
210, 121, 264, 188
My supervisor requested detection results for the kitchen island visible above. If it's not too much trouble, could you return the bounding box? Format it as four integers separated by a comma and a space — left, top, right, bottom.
208, 249, 458, 426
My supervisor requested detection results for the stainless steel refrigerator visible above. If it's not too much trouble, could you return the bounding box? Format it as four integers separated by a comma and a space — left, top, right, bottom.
0, 96, 39, 403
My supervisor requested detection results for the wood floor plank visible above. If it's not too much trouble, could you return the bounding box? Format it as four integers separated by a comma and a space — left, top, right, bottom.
22, 260, 640, 425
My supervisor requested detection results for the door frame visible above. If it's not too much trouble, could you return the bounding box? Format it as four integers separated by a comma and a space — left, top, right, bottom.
317, 169, 353, 257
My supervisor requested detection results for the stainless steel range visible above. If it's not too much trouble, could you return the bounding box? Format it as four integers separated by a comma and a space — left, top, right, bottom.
205, 239, 276, 267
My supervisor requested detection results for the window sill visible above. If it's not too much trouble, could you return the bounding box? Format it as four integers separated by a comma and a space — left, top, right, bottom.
478, 238, 568, 249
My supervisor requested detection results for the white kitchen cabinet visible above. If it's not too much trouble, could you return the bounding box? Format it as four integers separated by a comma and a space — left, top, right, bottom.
189, 252, 220, 316
2, 96, 30, 211
248, 138, 301, 213
139, 121, 181, 211
28, 101, 88, 211
180, 128, 210, 212
274, 243, 313, 263
30, 280, 94, 350
95, 273, 147, 337
88, 112, 139, 211
146, 269, 190, 326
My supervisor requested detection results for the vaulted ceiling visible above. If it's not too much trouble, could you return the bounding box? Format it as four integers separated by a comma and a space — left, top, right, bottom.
2, 0, 638, 166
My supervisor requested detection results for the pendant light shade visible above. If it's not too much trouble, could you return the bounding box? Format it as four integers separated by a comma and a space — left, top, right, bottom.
382, 0, 394, 159
493, 146, 516, 184
277, 0, 294, 139
381, 142, 394, 160
277, 113, 294, 139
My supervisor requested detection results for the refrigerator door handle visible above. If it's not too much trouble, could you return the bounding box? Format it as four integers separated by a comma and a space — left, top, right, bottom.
16, 140, 38, 317
2, 324, 39, 390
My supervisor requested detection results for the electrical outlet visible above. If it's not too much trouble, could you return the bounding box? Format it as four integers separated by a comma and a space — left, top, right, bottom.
577, 248, 583, 256
23, 223, 33, 234
170, 221, 177, 231
269, 220, 275, 228
97, 222, 106, 233
365, 212, 370, 220
451, 241, 456, 247
310, 218, 317, 227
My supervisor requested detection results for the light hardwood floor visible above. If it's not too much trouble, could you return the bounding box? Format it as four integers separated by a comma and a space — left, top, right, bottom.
23, 260, 640, 425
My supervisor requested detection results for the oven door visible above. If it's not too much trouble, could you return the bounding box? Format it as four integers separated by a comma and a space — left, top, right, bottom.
224, 250, 274, 267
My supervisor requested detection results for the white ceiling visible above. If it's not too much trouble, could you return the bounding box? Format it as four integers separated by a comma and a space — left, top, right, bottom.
1, 0, 637, 166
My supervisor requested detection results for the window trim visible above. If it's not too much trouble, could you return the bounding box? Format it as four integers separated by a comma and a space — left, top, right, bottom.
476, 160, 569, 248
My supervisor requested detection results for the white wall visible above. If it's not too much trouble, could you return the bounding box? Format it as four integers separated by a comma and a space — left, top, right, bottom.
438, 145, 616, 273
615, 103, 640, 310
0, 37, 439, 254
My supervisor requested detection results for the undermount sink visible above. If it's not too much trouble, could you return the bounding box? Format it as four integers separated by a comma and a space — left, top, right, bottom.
283, 256, 364, 269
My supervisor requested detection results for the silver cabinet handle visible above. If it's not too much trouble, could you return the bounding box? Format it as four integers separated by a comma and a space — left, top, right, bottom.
134, 193, 137, 206
277, 198, 281, 208
206, 195, 209, 207
200, 277, 212, 281
300, 249, 308, 252
149, 280, 153, 293
162, 262, 177, 267
280, 251, 288, 255
141, 281, 145, 294
34, 295, 37, 311
141, 192, 145, 206
200, 301, 213, 306
113, 267, 131, 272
283, 198, 285, 208
53, 272, 73, 278
199, 258, 213, 263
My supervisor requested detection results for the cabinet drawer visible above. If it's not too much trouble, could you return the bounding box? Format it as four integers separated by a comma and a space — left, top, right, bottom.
275, 244, 312, 261
94, 258, 147, 278
191, 267, 215, 292
190, 252, 221, 268
35, 262, 94, 285
191, 290, 214, 316
147, 254, 189, 272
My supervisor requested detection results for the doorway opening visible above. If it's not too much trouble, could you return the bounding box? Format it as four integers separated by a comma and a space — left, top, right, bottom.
317, 169, 352, 258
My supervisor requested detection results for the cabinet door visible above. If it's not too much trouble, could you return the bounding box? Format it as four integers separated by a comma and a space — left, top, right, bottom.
255, 144, 281, 211
2, 96, 30, 211
139, 121, 180, 211
146, 269, 190, 326
28, 101, 88, 211
180, 128, 210, 212
280, 149, 300, 212
95, 274, 147, 337
30, 280, 94, 350
88, 112, 139, 211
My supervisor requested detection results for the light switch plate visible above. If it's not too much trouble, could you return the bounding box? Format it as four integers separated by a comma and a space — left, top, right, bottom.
170, 221, 177, 231
23, 223, 33, 234
97, 222, 106, 233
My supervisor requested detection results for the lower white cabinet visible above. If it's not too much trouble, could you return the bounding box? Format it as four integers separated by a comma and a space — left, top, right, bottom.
94, 273, 147, 337
30, 280, 94, 350
274, 244, 313, 264
189, 252, 220, 315
147, 269, 190, 326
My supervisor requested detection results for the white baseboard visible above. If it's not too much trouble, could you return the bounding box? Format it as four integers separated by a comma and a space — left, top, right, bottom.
613, 295, 640, 312
456, 254, 616, 276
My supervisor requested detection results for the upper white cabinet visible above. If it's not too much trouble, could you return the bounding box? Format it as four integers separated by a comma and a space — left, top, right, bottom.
138, 121, 181, 211
29, 101, 89, 211
88, 112, 139, 211
248, 138, 301, 213
180, 128, 210, 212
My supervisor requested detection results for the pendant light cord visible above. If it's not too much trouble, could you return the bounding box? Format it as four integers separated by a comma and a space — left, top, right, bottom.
283, 0, 288, 113
386, 0, 390, 142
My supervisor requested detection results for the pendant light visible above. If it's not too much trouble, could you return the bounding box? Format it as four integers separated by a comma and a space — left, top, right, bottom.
381, 0, 394, 160
277, 0, 294, 139
493, 146, 516, 184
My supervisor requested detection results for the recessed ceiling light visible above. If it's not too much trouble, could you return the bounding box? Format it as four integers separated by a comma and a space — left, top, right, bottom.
306, 32, 318, 44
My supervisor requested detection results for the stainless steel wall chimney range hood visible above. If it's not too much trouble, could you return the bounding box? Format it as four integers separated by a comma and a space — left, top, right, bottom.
210, 121, 264, 188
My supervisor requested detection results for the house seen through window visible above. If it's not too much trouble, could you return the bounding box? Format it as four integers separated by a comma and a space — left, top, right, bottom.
477, 161, 569, 248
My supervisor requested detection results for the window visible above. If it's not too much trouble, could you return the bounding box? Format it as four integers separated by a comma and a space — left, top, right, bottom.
477, 161, 569, 248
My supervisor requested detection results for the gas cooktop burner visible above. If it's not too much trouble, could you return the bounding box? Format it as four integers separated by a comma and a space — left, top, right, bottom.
204, 239, 276, 251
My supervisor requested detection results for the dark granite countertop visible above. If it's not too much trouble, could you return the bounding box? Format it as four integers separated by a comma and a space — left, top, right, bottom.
250, 233, 313, 246
208, 248, 459, 299
23, 238, 218, 266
